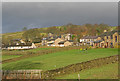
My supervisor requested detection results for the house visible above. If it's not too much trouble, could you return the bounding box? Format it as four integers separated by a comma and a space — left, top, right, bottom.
80, 36, 98, 46
2, 43, 36, 50
42, 38, 48, 46
65, 33, 72, 40
79, 29, 120, 48
10, 39, 26, 45
2, 38, 36, 50
47, 39, 56, 46
93, 30, 120, 48
41, 34, 58, 46
58, 40, 73, 47
54, 38, 65, 46
64, 40, 73, 46
48, 33, 54, 37
41, 33, 73, 47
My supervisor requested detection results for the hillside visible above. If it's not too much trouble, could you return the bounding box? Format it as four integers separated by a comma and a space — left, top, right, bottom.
2, 24, 117, 45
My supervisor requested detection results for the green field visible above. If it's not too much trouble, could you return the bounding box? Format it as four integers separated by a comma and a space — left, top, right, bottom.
56, 62, 118, 79
2, 55, 22, 60
2, 47, 56, 59
2, 48, 118, 70
26, 47, 55, 53
2, 47, 55, 61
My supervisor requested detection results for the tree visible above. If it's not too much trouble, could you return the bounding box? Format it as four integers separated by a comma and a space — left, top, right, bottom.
22, 28, 42, 43
22, 27, 27, 31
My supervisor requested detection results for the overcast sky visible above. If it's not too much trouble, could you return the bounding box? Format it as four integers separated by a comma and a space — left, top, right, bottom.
2, 2, 118, 33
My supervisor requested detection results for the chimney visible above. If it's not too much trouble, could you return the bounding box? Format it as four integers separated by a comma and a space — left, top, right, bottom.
83, 35, 85, 37
96, 34, 98, 36
104, 30, 107, 32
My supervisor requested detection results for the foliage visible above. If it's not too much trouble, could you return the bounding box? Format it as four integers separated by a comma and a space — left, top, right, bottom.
22, 28, 42, 43
22, 27, 27, 31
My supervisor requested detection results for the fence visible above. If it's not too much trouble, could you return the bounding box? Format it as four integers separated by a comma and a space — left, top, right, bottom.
2, 70, 42, 79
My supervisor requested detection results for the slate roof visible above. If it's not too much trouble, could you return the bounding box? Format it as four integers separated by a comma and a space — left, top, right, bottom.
4, 43, 33, 47
58, 40, 73, 44
48, 38, 56, 41
81, 36, 98, 39
68, 40, 73, 42
11, 39, 21, 41
57, 35, 61, 38
98, 30, 119, 38
94, 40, 102, 43
58, 41, 66, 44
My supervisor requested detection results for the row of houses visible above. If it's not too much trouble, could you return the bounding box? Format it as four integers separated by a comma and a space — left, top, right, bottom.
80, 30, 120, 48
42, 33, 74, 47
1, 33, 74, 50
2, 39, 36, 50
2, 29, 119, 50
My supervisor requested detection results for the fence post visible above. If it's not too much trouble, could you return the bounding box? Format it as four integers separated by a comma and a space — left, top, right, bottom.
78, 74, 80, 81
40, 71, 41, 79
31, 72, 33, 79
24, 71, 25, 79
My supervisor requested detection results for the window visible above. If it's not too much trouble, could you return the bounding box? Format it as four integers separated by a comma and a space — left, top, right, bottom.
111, 35, 113, 39
107, 36, 108, 39
115, 36, 117, 42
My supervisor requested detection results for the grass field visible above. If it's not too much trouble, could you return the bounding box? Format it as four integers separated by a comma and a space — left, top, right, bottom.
2, 48, 118, 70
2, 47, 56, 56
26, 47, 55, 53
2, 55, 22, 60
2, 47, 55, 61
56, 62, 118, 79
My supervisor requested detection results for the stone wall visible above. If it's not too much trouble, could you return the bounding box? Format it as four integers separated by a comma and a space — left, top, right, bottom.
41, 55, 118, 79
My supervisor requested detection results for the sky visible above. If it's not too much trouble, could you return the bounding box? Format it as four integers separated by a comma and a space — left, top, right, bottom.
2, 2, 118, 33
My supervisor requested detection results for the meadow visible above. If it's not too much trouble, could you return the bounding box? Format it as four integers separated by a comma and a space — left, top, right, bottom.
2, 55, 22, 60
55, 62, 118, 79
2, 48, 118, 70
2, 47, 56, 60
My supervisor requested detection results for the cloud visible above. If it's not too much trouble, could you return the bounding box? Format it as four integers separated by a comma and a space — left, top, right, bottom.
2, 2, 118, 33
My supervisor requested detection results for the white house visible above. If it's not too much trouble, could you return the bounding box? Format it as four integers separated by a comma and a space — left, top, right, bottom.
80, 36, 98, 46
4, 43, 36, 50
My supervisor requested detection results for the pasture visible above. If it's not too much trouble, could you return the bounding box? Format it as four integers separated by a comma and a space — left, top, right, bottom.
2, 46, 56, 60
56, 62, 118, 79
2, 55, 22, 60
2, 48, 118, 70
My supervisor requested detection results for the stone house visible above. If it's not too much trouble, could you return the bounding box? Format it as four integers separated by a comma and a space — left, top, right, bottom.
53, 38, 65, 46
47, 37, 73, 47
42, 33, 73, 47
3, 43, 36, 50
80, 36, 98, 46
64, 40, 73, 46
10, 39, 26, 45
79, 29, 120, 48
93, 30, 120, 48
58, 40, 73, 47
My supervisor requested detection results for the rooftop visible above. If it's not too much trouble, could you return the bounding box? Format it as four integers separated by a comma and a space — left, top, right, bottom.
81, 36, 98, 39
